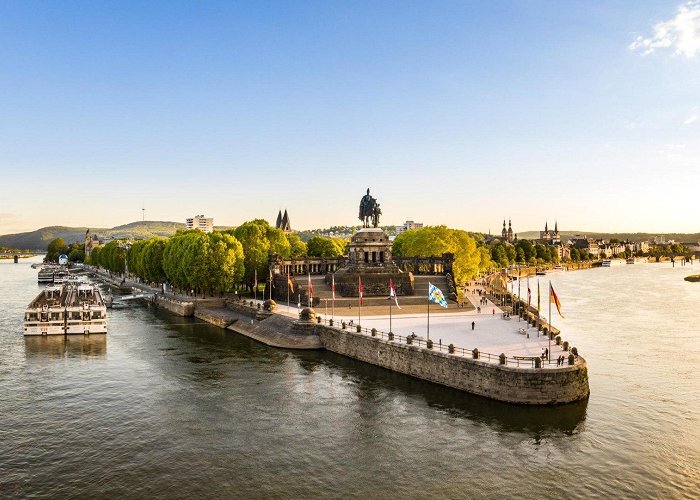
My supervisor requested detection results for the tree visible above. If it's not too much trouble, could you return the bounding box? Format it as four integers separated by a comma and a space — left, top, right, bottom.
307, 236, 345, 257
392, 226, 483, 283
46, 238, 68, 262
286, 233, 307, 258
233, 219, 290, 290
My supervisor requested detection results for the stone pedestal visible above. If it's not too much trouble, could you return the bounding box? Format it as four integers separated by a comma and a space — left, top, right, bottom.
330, 227, 414, 297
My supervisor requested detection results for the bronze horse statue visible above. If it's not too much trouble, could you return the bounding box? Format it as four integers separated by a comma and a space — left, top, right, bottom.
359, 188, 381, 228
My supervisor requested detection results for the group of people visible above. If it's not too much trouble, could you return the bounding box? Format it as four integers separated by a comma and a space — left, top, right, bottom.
556, 355, 568, 366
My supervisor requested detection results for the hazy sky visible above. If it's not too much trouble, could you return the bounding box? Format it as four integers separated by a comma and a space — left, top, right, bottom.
1, 1, 699, 235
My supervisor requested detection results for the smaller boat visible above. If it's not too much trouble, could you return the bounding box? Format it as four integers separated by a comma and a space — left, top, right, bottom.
626, 257, 635, 264
536, 269, 547, 276
601, 260, 611, 267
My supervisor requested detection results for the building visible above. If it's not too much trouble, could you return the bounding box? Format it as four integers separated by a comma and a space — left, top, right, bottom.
540, 221, 561, 244
396, 220, 424, 234
84, 229, 102, 257
500, 219, 516, 243
186, 215, 214, 233
571, 237, 599, 258
275, 209, 291, 233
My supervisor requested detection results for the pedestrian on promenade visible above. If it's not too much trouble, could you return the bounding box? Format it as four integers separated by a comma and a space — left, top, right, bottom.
492, 308, 495, 315
471, 321, 475, 330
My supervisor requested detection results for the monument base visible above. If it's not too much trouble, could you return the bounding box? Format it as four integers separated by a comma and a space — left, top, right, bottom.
329, 267, 414, 297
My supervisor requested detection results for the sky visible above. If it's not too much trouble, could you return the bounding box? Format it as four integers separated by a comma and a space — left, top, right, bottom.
1, 0, 699, 235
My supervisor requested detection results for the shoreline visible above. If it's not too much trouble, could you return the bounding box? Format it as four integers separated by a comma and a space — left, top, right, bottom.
91, 269, 589, 405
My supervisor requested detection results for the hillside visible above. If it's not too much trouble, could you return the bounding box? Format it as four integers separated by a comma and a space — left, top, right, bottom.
0, 221, 187, 250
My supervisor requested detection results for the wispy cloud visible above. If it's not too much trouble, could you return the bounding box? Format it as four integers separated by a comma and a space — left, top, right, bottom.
629, 1, 700, 57
684, 114, 698, 124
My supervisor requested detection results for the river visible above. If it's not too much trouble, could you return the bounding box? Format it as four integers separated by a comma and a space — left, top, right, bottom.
1, 257, 698, 498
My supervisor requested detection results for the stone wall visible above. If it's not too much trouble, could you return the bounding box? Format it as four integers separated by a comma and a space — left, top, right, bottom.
317, 325, 589, 405
153, 295, 194, 317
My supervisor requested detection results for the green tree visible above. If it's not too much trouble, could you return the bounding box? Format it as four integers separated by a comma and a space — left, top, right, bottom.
233, 219, 290, 290
286, 233, 307, 258
392, 226, 483, 283
307, 236, 346, 257
46, 238, 68, 262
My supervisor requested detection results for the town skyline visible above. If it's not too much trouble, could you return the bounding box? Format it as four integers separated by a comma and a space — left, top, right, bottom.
1, 1, 699, 235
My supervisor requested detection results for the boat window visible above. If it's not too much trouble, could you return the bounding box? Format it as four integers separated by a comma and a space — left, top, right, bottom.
92, 311, 103, 319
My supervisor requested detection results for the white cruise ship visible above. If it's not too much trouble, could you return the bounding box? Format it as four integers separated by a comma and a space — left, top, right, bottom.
24, 282, 107, 336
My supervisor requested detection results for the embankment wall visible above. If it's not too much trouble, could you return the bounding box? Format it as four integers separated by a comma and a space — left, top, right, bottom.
316, 325, 589, 405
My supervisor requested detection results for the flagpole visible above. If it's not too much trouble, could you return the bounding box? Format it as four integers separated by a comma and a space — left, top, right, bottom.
358, 275, 362, 327
427, 295, 430, 340
332, 273, 335, 321
287, 273, 290, 313
548, 281, 552, 362
389, 289, 392, 333
254, 270, 257, 302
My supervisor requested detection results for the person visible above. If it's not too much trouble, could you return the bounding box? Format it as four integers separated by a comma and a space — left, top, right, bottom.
471, 321, 475, 330
477, 306, 481, 313
545, 348, 549, 359
492, 308, 495, 315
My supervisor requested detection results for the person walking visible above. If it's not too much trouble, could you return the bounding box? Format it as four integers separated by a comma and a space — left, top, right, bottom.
471, 321, 475, 330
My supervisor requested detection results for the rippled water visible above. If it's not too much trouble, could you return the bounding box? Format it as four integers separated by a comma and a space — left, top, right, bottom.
1, 257, 699, 498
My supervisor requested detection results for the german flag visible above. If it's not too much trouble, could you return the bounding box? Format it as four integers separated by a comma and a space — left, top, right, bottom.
549, 283, 564, 318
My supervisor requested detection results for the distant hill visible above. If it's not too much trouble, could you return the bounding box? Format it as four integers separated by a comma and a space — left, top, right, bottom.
0, 221, 191, 250
516, 230, 700, 243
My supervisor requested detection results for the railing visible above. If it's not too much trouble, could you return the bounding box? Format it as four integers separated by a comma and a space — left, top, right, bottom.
312, 315, 576, 369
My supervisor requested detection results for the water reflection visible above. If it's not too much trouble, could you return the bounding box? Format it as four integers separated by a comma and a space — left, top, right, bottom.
298, 350, 588, 436
24, 335, 107, 359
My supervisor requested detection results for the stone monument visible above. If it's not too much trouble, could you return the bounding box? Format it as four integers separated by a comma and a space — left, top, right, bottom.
330, 189, 414, 297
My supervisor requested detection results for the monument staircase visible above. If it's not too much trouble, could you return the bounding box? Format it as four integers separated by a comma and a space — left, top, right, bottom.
285, 274, 457, 307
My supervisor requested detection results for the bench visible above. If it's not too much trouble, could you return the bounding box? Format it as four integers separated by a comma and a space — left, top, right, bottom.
512, 356, 538, 361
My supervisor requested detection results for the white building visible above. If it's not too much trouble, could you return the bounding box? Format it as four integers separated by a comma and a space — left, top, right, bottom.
186, 215, 214, 233
396, 220, 424, 234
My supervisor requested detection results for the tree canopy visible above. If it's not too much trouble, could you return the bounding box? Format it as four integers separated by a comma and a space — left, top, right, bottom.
392, 226, 486, 283
306, 236, 346, 257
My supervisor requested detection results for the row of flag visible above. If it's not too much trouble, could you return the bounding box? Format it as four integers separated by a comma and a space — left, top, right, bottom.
525, 278, 563, 318
272, 270, 564, 317
279, 272, 446, 310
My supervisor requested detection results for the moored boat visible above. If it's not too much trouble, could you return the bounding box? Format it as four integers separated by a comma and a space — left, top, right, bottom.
24, 282, 107, 336
601, 260, 611, 267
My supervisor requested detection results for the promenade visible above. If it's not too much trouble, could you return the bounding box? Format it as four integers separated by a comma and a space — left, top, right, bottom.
90, 268, 575, 369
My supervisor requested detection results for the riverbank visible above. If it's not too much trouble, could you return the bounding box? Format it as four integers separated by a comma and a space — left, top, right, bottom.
89, 267, 588, 405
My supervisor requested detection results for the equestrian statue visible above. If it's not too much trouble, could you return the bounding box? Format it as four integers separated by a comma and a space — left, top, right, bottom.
358, 188, 381, 228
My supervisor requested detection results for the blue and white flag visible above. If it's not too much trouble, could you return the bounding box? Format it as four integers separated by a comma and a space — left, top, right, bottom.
428, 282, 448, 308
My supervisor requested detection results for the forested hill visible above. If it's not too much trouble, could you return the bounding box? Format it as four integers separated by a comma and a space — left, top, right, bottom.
0, 221, 191, 250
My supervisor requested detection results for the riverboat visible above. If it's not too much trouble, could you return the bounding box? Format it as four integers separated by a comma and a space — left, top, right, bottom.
24, 282, 107, 336
536, 269, 547, 276
601, 260, 611, 267
37, 266, 56, 283
626, 257, 635, 264
24, 285, 68, 335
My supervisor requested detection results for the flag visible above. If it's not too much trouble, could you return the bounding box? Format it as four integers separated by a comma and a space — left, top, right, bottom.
537, 280, 541, 312
389, 279, 401, 309
428, 282, 448, 308
527, 277, 532, 307
358, 276, 363, 305
308, 273, 314, 299
287, 272, 294, 293
331, 274, 336, 301
550, 283, 564, 318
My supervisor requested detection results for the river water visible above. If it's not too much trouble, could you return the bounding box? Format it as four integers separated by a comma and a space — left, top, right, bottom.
1, 257, 698, 498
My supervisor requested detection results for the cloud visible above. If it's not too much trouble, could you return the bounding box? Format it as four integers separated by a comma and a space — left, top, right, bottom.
684, 114, 698, 124
629, 1, 700, 57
